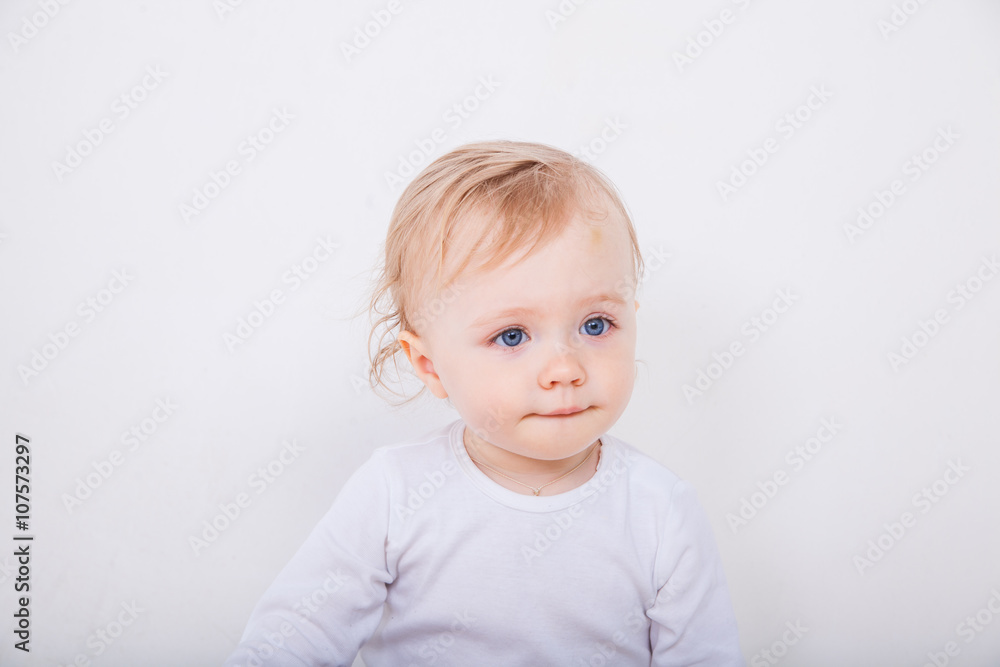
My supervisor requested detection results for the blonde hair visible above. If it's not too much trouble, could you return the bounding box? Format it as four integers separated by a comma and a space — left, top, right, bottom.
365, 140, 645, 405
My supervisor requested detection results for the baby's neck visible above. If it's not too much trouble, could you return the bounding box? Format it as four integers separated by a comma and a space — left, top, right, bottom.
463, 430, 601, 496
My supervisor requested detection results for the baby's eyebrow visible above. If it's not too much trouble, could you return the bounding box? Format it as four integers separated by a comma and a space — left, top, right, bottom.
469, 293, 626, 328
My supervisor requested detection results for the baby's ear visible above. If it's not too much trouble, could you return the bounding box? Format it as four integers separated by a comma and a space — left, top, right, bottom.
634, 300, 640, 312
396, 330, 449, 399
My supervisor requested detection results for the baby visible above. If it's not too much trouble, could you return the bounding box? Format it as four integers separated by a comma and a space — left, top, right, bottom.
225, 141, 744, 666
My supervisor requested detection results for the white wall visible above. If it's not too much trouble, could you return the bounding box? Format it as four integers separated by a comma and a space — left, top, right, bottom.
1, 0, 998, 665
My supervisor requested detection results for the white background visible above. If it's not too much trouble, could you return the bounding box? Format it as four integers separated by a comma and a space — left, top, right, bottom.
1, 0, 999, 665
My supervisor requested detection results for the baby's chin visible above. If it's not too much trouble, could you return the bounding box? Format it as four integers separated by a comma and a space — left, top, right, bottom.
503, 432, 603, 463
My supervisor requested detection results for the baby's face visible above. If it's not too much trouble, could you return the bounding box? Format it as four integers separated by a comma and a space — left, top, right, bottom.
401, 208, 639, 462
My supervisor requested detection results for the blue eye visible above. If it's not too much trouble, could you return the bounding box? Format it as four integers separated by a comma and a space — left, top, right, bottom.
494, 328, 525, 348
581, 317, 611, 336
491, 317, 616, 350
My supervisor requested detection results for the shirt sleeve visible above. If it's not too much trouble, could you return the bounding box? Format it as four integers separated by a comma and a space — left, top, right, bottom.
223, 451, 394, 667
648, 481, 745, 667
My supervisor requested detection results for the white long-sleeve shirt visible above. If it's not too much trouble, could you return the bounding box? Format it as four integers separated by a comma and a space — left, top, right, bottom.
224, 419, 744, 666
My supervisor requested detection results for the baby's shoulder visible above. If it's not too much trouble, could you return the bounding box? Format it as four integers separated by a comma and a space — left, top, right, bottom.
364, 423, 457, 480
601, 437, 713, 540
608, 434, 681, 480
602, 435, 691, 503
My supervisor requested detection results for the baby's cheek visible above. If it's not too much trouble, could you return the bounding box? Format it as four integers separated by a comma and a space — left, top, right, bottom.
611, 347, 636, 381
610, 358, 638, 398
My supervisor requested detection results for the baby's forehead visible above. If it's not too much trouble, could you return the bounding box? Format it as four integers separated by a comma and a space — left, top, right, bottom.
458, 219, 622, 272
408, 190, 636, 314
453, 231, 631, 296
